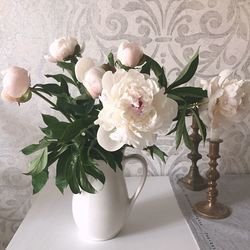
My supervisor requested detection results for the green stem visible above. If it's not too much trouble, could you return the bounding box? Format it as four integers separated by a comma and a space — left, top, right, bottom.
179, 101, 207, 111
31, 89, 56, 107
31, 88, 73, 122
84, 127, 96, 139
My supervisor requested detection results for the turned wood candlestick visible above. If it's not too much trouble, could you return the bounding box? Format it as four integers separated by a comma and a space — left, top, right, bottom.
193, 139, 231, 219
178, 114, 207, 191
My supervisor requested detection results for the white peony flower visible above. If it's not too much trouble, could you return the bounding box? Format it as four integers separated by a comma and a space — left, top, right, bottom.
95, 69, 178, 151
45, 37, 80, 63
75, 57, 105, 98
200, 69, 250, 140
117, 41, 143, 67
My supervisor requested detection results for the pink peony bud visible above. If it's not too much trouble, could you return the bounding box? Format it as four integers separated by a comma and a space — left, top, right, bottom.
45, 37, 81, 63
75, 57, 105, 98
84, 67, 105, 98
117, 41, 143, 67
1, 66, 31, 103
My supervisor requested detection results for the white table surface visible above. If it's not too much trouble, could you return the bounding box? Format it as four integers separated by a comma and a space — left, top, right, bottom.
7, 176, 199, 250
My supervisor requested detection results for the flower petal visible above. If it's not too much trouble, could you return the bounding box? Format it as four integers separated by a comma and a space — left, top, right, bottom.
84, 66, 105, 98
218, 69, 233, 86
1, 90, 16, 103
97, 127, 124, 152
101, 71, 114, 94
75, 57, 95, 82
200, 79, 208, 90
44, 55, 57, 63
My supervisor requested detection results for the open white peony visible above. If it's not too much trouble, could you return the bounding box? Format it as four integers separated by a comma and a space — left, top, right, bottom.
200, 69, 250, 140
95, 69, 178, 151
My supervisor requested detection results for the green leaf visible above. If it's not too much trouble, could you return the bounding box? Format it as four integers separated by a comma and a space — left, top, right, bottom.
182, 123, 192, 150
65, 151, 81, 194
167, 50, 199, 91
143, 55, 167, 88
55, 95, 94, 118
75, 94, 91, 102
167, 122, 178, 135
86, 163, 105, 185
73, 44, 81, 57
82, 147, 106, 185
57, 61, 74, 72
108, 52, 115, 67
42, 115, 69, 140
32, 169, 49, 194
35, 84, 63, 95
45, 74, 74, 84
74, 98, 95, 114
115, 60, 132, 71
40, 127, 52, 137
47, 150, 61, 167
112, 150, 124, 170
168, 87, 207, 98
167, 93, 185, 103
61, 117, 93, 143
57, 62, 78, 83
78, 158, 96, 194
158, 67, 168, 88
175, 109, 186, 149
55, 149, 70, 193
47, 142, 60, 152
140, 61, 151, 75
46, 146, 69, 171
27, 147, 48, 175
22, 139, 51, 155
42, 114, 60, 126
137, 54, 147, 66
93, 147, 117, 171
60, 78, 70, 95
146, 145, 167, 163
146, 56, 161, 77
191, 109, 207, 143
168, 87, 207, 107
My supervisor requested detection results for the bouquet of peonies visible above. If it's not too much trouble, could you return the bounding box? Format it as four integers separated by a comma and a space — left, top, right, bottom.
1, 37, 208, 194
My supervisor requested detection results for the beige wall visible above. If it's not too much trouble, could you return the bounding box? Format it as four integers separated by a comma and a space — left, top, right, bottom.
0, 0, 250, 248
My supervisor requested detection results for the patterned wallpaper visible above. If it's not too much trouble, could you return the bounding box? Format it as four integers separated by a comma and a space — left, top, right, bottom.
0, 0, 250, 248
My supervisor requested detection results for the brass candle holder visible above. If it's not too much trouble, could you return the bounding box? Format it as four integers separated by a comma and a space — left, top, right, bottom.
178, 114, 207, 191
193, 139, 231, 219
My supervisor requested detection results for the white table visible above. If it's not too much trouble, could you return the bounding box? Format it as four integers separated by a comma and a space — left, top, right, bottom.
7, 177, 199, 250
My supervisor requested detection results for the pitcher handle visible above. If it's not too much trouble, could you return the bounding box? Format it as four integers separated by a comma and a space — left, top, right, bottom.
123, 154, 148, 208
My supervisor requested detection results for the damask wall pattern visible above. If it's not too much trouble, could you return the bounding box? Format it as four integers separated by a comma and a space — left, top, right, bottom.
0, 0, 250, 248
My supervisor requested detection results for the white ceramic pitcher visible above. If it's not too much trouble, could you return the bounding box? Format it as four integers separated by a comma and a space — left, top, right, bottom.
72, 154, 148, 241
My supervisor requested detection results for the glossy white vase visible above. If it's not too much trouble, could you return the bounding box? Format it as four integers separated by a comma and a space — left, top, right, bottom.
72, 154, 148, 241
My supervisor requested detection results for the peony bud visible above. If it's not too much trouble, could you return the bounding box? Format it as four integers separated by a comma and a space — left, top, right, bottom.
75, 57, 95, 82
75, 57, 105, 98
1, 66, 31, 103
45, 37, 80, 63
84, 67, 105, 98
117, 41, 143, 67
